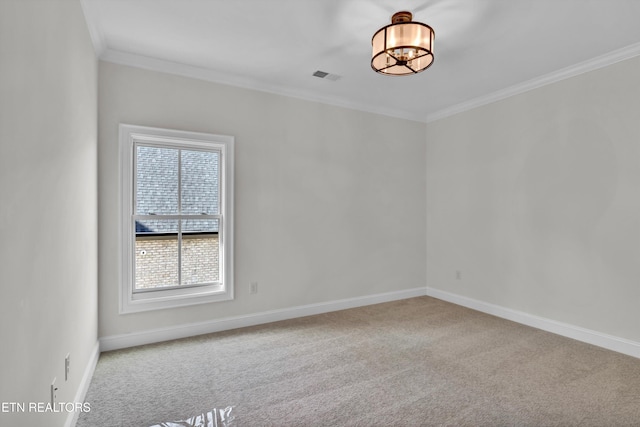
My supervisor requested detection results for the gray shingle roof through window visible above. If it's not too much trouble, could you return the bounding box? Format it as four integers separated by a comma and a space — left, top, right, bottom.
135, 145, 219, 234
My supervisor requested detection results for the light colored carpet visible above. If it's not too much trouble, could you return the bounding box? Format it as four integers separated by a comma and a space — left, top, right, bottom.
77, 296, 640, 426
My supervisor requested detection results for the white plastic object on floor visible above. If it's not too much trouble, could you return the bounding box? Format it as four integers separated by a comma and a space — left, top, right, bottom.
150, 406, 235, 427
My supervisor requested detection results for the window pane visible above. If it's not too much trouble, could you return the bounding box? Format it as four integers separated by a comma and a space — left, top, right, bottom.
181, 149, 219, 215
136, 145, 179, 215
135, 219, 179, 289
181, 219, 220, 285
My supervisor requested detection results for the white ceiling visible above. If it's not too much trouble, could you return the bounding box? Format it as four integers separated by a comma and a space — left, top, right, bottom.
81, 0, 640, 123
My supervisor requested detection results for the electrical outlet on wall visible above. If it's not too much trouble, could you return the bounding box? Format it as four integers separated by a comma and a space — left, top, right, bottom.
51, 378, 58, 406
65, 354, 70, 381
250, 282, 258, 294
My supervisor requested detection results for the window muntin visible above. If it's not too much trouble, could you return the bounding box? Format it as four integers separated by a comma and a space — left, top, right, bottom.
120, 124, 234, 313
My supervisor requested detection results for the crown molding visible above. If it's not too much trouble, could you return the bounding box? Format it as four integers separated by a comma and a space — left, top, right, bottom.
99, 49, 425, 123
80, 0, 106, 57
97, 40, 640, 125
426, 41, 640, 123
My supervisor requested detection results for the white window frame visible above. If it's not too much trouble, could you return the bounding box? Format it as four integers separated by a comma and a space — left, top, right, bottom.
119, 124, 234, 314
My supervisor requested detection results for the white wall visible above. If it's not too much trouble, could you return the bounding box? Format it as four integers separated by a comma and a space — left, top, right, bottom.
98, 62, 427, 338
0, 1, 98, 426
426, 55, 640, 342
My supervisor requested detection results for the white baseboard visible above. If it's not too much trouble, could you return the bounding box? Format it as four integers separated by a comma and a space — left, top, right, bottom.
427, 287, 640, 359
100, 287, 428, 352
65, 341, 100, 427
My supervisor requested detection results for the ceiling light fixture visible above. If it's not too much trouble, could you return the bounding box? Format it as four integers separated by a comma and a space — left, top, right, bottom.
371, 11, 435, 76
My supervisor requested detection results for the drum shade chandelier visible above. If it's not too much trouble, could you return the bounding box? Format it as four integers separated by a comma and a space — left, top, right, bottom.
371, 11, 435, 75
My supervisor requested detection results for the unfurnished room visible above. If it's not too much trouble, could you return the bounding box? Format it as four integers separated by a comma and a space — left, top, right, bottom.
2, 1, 640, 426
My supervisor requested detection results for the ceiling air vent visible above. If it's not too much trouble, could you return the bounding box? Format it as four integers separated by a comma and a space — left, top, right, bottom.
312, 70, 341, 81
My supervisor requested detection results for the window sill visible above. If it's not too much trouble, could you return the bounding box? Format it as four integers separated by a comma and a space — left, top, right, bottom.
120, 286, 233, 314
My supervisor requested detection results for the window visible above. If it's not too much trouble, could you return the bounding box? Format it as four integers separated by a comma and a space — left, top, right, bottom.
120, 124, 234, 313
